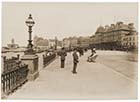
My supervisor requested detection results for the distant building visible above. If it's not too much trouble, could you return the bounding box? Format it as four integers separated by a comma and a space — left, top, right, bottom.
92, 21, 138, 50
62, 38, 70, 48
33, 35, 49, 50
57, 40, 62, 48
122, 32, 138, 50
89, 35, 96, 47
34, 35, 62, 50
48, 39, 56, 48
69, 37, 78, 47
62, 37, 78, 48
77, 36, 90, 48
34, 35, 49, 46
62, 36, 92, 49
7, 38, 19, 49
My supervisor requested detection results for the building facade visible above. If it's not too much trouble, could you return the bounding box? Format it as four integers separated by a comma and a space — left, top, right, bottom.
122, 32, 138, 50
48, 39, 56, 48
78, 36, 91, 48
69, 37, 78, 47
34, 36, 49, 46
33, 35, 49, 51
62, 38, 70, 48
91, 22, 138, 50
62, 37, 78, 48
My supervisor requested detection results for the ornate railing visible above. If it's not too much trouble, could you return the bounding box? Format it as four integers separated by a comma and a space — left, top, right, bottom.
1, 55, 29, 98
43, 53, 56, 67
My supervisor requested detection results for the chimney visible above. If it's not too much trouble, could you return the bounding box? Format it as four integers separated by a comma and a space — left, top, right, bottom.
128, 23, 134, 27
128, 23, 135, 30
111, 24, 115, 28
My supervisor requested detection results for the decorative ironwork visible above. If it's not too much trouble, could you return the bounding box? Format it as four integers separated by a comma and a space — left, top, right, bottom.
25, 14, 36, 55
43, 53, 56, 67
1, 55, 29, 98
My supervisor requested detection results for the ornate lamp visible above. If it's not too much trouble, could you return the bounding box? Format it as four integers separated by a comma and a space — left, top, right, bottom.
25, 14, 35, 54
21, 14, 39, 81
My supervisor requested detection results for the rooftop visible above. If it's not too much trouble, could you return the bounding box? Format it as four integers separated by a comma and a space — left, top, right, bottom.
95, 22, 136, 34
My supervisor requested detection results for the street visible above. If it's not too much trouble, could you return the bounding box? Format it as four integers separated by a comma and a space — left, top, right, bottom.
7, 50, 137, 100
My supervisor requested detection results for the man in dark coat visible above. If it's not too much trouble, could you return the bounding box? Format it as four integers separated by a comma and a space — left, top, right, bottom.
59, 47, 67, 68
72, 49, 79, 74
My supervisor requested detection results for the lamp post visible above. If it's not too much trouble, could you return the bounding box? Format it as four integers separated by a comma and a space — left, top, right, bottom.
25, 14, 35, 54
21, 14, 39, 81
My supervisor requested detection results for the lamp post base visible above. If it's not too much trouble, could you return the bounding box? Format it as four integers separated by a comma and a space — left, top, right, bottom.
24, 48, 36, 55
21, 54, 39, 81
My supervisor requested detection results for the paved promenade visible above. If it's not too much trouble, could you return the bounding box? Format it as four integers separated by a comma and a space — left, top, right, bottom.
8, 50, 137, 100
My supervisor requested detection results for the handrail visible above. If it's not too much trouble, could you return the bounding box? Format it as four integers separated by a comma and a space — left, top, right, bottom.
1, 55, 29, 98
43, 53, 56, 67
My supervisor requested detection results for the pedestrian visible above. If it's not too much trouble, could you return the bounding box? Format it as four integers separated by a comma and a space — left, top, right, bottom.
59, 47, 67, 68
77, 47, 83, 57
87, 47, 98, 62
72, 49, 79, 74
91, 47, 96, 54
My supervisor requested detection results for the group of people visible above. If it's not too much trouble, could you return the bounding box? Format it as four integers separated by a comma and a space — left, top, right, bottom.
59, 47, 97, 74
59, 47, 79, 74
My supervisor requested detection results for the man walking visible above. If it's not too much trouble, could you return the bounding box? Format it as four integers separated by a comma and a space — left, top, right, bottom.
59, 47, 67, 68
72, 49, 79, 74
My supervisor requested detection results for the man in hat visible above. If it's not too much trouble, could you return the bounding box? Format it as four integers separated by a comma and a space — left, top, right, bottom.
72, 49, 79, 74
59, 47, 67, 68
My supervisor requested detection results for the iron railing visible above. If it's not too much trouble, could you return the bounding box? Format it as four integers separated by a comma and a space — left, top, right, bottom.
1, 55, 28, 98
43, 53, 56, 67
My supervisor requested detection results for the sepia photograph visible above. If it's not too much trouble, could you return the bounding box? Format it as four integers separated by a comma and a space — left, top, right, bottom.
1, 2, 138, 100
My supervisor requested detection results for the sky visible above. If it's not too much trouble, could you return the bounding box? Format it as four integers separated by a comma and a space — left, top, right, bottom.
2, 2, 138, 46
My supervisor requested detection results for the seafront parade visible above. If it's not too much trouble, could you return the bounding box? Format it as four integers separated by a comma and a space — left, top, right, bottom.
1, 2, 138, 100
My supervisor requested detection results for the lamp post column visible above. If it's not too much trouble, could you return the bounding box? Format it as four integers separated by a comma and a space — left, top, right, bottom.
28, 26, 33, 49
21, 14, 39, 81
